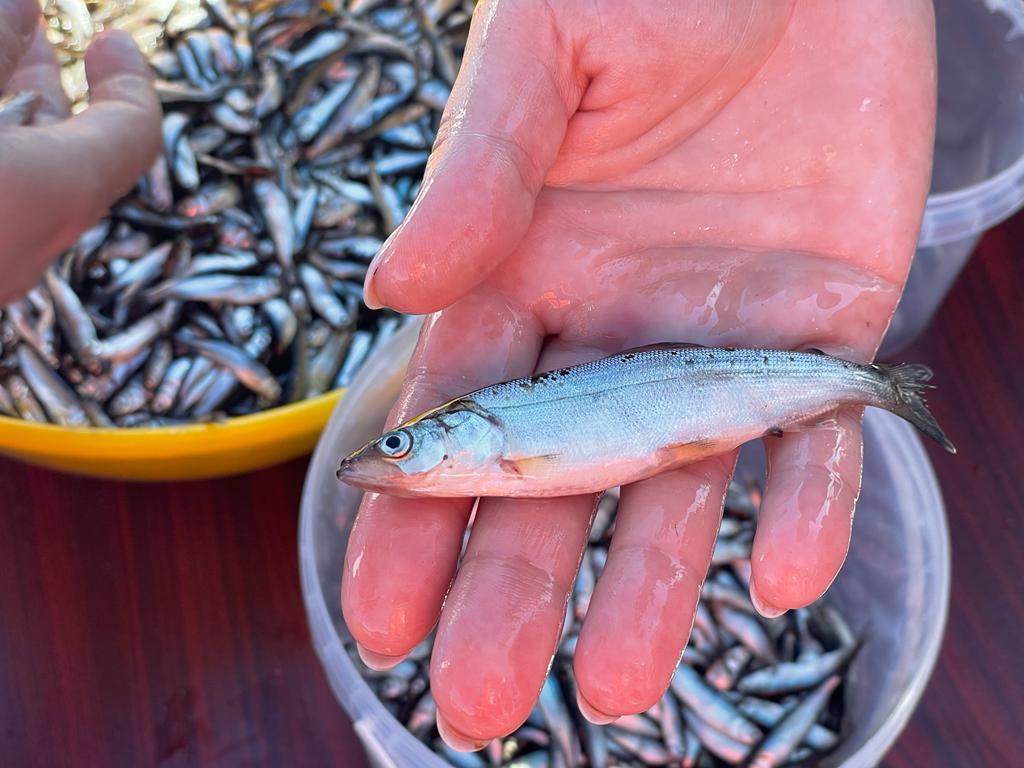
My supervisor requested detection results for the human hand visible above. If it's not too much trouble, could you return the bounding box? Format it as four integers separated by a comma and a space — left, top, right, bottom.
0, 0, 161, 304
343, 0, 936, 749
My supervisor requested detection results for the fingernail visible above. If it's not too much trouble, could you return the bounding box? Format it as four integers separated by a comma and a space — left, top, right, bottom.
436, 712, 488, 752
95, 28, 137, 53
575, 688, 619, 725
362, 225, 405, 310
749, 580, 788, 619
355, 643, 407, 671
362, 265, 383, 310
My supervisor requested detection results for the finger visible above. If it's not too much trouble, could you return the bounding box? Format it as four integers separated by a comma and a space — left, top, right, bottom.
428, 339, 600, 747
0, 0, 38, 87
61, 29, 162, 202
342, 293, 544, 668
7, 20, 71, 120
748, 409, 864, 617
431, 495, 596, 749
573, 456, 734, 721
364, 0, 583, 314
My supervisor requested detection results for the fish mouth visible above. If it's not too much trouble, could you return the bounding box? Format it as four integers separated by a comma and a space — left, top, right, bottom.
336, 455, 434, 498
337, 453, 402, 493
336, 455, 373, 486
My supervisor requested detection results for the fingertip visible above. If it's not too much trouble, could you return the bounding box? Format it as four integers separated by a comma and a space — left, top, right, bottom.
366, 234, 476, 315
749, 578, 788, 619
748, 549, 841, 612
436, 711, 488, 752
84, 28, 150, 81
575, 687, 619, 725
355, 643, 408, 672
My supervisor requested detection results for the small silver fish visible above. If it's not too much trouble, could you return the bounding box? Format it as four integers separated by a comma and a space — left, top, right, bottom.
670, 665, 762, 745
713, 604, 776, 663
333, 329, 373, 387
16, 346, 90, 426
746, 676, 840, 768
706, 646, 753, 692
737, 697, 839, 752
299, 264, 352, 328
7, 373, 46, 422
178, 336, 281, 402
339, 345, 955, 497
537, 677, 580, 768
147, 274, 280, 305
253, 180, 295, 268
737, 646, 854, 696
152, 357, 193, 414
143, 342, 174, 391
681, 709, 750, 764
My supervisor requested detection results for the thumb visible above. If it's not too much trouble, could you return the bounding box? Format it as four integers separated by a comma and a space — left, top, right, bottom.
364, 0, 581, 314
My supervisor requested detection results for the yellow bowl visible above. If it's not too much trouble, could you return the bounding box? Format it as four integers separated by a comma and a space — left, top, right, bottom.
0, 389, 345, 480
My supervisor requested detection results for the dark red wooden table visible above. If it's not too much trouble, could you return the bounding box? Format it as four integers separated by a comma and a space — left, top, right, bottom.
1, 218, 1022, 768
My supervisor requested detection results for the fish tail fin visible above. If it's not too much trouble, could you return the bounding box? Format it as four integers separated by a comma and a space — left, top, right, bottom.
877, 363, 957, 454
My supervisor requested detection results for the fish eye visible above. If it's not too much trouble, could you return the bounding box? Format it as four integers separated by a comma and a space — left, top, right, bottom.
379, 429, 412, 459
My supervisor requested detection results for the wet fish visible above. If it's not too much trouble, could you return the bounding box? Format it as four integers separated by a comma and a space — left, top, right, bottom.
713, 604, 776, 662
152, 357, 192, 414
333, 329, 373, 387
178, 336, 282, 402
737, 697, 839, 752
108, 376, 149, 417
607, 729, 672, 765
16, 346, 89, 426
184, 252, 260, 277
338, 346, 955, 497
706, 646, 753, 692
253, 180, 295, 268
143, 341, 174, 391
670, 665, 762, 745
7, 374, 46, 421
44, 269, 98, 361
537, 677, 580, 768
308, 330, 352, 396
89, 304, 178, 361
299, 264, 352, 328
147, 275, 281, 305
737, 646, 855, 696
746, 676, 841, 768
682, 709, 750, 764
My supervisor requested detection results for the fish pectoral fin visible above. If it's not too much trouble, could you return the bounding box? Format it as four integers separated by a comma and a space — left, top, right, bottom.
499, 454, 559, 476
656, 438, 717, 465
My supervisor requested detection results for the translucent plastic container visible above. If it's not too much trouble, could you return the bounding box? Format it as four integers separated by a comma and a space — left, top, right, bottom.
883, 0, 1024, 356
299, 320, 952, 768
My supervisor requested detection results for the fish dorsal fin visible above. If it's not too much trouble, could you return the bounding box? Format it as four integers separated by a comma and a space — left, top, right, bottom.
619, 342, 707, 356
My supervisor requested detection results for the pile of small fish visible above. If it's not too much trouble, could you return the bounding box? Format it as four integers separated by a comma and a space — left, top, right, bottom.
0, 0, 472, 427
351, 481, 858, 768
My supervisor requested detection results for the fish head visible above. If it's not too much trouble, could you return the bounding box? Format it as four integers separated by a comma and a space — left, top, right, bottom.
336, 400, 504, 495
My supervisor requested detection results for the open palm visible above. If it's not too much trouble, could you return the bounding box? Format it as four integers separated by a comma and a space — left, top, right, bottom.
344, 0, 936, 749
